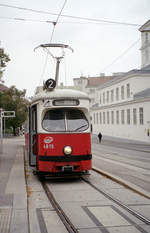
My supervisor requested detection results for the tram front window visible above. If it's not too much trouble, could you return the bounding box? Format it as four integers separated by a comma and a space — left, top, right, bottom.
42, 109, 88, 132
67, 109, 88, 131
42, 109, 65, 131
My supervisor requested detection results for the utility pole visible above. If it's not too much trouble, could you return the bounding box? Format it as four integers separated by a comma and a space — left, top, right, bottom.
0, 108, 3, 153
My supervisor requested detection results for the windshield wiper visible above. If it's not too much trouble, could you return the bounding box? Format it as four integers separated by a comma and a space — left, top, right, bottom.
74, 124, 88, 132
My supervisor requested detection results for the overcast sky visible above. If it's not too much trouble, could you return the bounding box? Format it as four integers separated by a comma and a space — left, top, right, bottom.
0, 0, 150, 97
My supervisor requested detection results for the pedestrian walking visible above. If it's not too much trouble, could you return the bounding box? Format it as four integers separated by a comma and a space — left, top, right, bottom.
98, 132, 102, 143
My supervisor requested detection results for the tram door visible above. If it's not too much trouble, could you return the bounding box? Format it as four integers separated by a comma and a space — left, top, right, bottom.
29, 105, 37, 166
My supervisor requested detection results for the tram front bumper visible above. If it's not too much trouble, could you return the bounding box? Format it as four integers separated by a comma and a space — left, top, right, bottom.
37, 154, 92, 173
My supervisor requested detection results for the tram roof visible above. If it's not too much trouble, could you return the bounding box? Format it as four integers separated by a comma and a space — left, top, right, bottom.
31, 88, 90, 103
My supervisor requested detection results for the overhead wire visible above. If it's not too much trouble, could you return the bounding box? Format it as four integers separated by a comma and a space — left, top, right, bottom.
0, 3, 141, 27
99, 39, 140, 74
0, 3, 142, 83
39, 0, 68, 86
0, 16, 55, 24
0, 16, 142, 28
50, 0, 67, 42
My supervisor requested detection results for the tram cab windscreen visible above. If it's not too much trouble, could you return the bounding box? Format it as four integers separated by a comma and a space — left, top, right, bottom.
42, 108, 89, 132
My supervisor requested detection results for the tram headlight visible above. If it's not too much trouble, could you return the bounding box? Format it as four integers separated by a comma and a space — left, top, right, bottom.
63, 146, 72, 155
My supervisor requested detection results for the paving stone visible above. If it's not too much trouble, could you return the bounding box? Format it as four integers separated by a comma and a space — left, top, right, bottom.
78, 228, 104, 233
47, 178, 90, 191
108, 225, 150, 233
9, 209, 28, 233
0, 194, 13, 206
42, 209, 68, 233
51, 189, 105, 203
0, 207, 12, 233
130, 204, 150, 220
88, 206, 130, 227
28, 208, 41, 233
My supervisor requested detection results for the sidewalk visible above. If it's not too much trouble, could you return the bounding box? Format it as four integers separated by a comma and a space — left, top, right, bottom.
0, 137, 68, 233
0, 137, 28, 233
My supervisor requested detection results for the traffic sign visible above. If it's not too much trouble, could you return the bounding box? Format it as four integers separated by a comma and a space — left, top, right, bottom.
1, 111, 15, 118
44, 78, 56, 90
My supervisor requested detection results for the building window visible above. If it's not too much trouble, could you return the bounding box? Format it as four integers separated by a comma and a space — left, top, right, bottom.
139, 107, 144, 125
99, 112, 102, 124
145, 50, 149, 63
89, 89, 95, 93
116, 88, 119, 101
100, 95, 102, 104
103, 93, 105, 104
127, 109, 130, 124
107, 111, 109, 124
111, 111, 114, 124
127, 83, 130, 98
111, 90, 114, 102
107, 91, 109, 103
121, 86, 124, 100
121, 110, 125, 124
103, 112, 105, 124
116, 111, 119, 124
96, 112, 99, 124
145, 32, 148, 43
93, 113, 96, 124
133, 108, 137, 124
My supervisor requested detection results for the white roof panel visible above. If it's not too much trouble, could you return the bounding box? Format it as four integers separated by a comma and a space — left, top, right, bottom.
31, 88, 89, 103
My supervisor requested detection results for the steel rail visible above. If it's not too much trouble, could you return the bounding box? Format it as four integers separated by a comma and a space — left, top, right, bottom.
42, 181, 79, 233
82, 175, 150, 225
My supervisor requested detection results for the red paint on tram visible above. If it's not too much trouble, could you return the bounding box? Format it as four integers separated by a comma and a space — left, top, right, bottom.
36, 133, 92, 173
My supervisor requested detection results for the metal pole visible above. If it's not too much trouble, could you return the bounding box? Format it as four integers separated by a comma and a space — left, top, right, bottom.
4, 117, 5, 138
55, 58, 61, 86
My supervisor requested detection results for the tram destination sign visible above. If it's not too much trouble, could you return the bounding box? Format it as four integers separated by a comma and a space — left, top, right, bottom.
53, 99, 79, 106
1, 111, 15, 118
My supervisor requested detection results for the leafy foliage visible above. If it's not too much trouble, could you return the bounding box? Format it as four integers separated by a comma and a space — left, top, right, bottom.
1, 86, 29, 135
0, 48, 10, 79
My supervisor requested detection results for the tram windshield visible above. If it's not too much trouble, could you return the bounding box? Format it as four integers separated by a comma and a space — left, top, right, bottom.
42, 108, 89, 132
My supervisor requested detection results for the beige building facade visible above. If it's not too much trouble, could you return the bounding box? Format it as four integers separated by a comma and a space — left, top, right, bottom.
91, 20, 150, 143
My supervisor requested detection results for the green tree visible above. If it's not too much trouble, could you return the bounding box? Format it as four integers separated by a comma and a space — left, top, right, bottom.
0, 47, 10, 80
1, 86, 28, 135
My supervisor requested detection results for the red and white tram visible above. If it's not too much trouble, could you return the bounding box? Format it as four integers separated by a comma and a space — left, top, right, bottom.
25, 43, 92, 176
26, 87, 92, 176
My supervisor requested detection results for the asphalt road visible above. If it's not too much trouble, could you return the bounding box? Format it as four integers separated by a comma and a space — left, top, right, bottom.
92, 134, 150, 198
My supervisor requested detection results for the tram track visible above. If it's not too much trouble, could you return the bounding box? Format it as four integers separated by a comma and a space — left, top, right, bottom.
25, 146, 150, 232
82, 174, 150, 225
40, 172, 150, 233
41, 180, 79, 233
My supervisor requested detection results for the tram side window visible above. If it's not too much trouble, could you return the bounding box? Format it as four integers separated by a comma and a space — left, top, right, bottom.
67, 109, 88, 132
32, 111, 36, 132
42, 109, 65, 131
